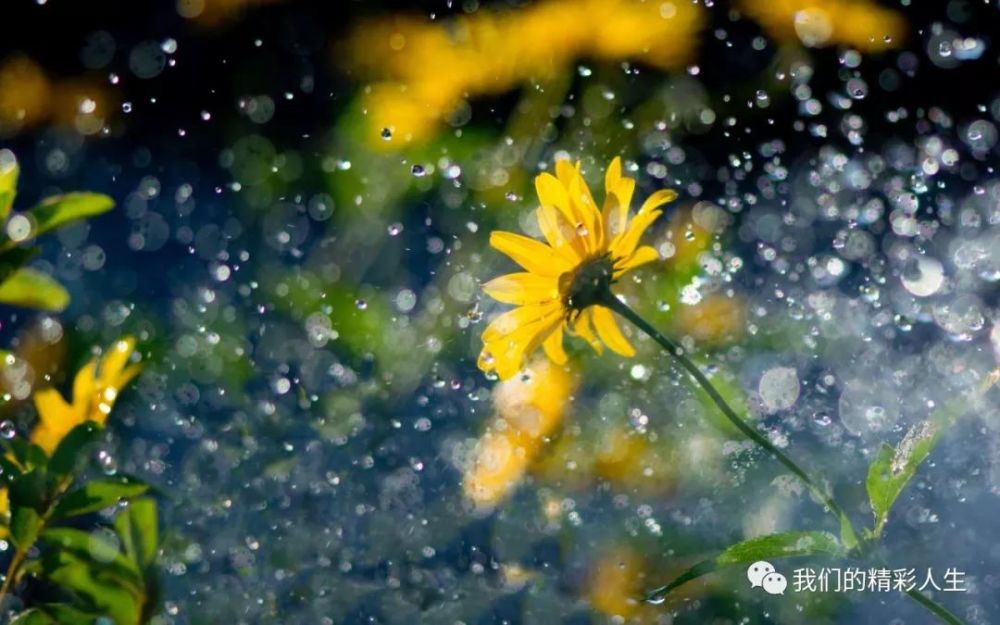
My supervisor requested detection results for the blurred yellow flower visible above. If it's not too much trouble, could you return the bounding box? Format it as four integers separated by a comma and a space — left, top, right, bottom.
587, 546, 657, 622
31, 338, 141, 455
0, 55, 114, 137
340, 0, 705, 148
479, 157, 677, 379
463, 358, 574, 510
593, 427, 676, 495
738, 0, 906, 51
673, 294, 745, 345
0, 56, 51, 136
0, 489, 8, 540
177, 0, 287, 24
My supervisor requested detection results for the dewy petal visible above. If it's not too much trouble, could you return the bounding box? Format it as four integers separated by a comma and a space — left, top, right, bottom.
569, 308, 603, 354
591, 305, 636, 357
536, 205, 584, 262
602, 176, 635, 241
490, 231, 572, 277
637, 188, 678, 216
611, 209, 661, 260
482, 303, 560, 343
567, 172, 601, 252
613, 245, 660, 277
483, 272, 559, 305
542, 323, 568, 365
479, 305, 563, 379
535, 172, 575, 224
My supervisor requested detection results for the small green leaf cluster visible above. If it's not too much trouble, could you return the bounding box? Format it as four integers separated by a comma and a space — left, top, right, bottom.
1, 423, 160, 625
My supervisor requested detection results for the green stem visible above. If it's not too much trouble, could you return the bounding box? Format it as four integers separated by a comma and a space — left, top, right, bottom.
601, 293, 859, 546
0, 474, 74, 604
905, 589, 966, 625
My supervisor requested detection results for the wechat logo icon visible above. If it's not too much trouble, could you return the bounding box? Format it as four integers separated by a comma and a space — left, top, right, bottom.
747, 561, 787, 595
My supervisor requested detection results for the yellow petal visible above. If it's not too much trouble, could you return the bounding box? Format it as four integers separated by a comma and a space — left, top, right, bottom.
569, 309, 603, 354
31, 388, 84, 455
604, 156, 624, 190
602, 176, 635, 241
483, 272, 559, 305
611, 209, 661, 260
614, 245, 660, 276
480, 307, 562, 379
542, 324, 568, 365
71, 360, 97, 409
490, 231, 571, 277
536, 205, 584, 262
535, 172, 574, 224
482, 303, 561, 343
98, 337, 136, 385
554, 159, 579, 189
637, 188, 678, 216
567, 172, 601, 252
592, 305, 635, 357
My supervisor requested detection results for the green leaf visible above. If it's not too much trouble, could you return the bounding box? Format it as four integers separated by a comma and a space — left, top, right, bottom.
115, 498, 158, 571
0, 247, 37, 285
42, 549, 140, 625
10, 507, 41, 549
0, 268, 70, 311
9, 468, 49, 512
40, 528, 142, 591
0, 452, 24, 485
10, 609, 55, 625
5, 438, 48, 472
866, 370, 1000, 538
49, 422, 103, 478
0, 193, 114, 252
52, 477, 150, 520
0, 149, 18, 221
645, 531, 846, 602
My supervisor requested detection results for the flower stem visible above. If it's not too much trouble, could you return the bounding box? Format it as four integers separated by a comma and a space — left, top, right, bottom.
905, 589, 966, 625
601, 293, 858, 546
0, 474, 74, 605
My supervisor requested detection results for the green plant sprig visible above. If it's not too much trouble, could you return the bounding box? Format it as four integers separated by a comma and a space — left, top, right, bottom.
0, 423, 159, 625
600, 291, 998, 625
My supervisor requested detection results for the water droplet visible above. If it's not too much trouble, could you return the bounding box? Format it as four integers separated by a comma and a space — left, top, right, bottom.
387, 222, 403, 236
0, 421, 16, 440
410, 164, 426, 177
380, 127, 392, 140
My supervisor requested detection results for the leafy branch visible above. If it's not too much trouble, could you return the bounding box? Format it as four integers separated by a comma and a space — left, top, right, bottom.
609, 294, 1000, 625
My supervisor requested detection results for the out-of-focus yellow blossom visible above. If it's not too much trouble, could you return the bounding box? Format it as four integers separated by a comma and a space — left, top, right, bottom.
463, 358, 574, 510
340, 0, 705, 148
0, 489, 8, 540
674, 294, 745, 345
593, 427, 676, 495
534, 425, 677, 495
479, 158, 677, 379
177, 0, 288, 25
0, 55, 113, 137
31, 338, 141, 455
587, 546, 659, 623
0, 56, 52, 136
738, 0, 905, 52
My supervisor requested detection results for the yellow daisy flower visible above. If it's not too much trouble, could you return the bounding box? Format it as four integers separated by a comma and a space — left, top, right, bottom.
478, 157, 677, 379
31, 337, 141, 455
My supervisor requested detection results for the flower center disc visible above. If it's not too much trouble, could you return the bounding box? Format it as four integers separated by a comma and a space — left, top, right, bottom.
561, 255, 614, 312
